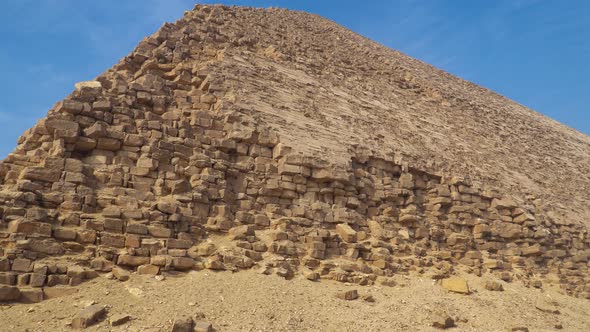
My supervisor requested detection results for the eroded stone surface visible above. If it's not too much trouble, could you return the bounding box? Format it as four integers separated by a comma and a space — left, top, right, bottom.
0, 4, 589, 303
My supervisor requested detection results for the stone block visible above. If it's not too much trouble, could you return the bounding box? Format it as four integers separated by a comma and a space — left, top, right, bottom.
12, 258, 33, 272
0, 258, 10, 272
46, 275, 70, 287
0, 272, 17, 285
172, 257, 195, 270
484, 280, 504, 291
148, 226, 173, 238
9, 221, 52, 237
97, 138, 121, 151
335, 223, 357, 243
336, 289, 358, 300
0, 285, 21, 301
194, 321, 214, 332
495, 223, 522, 239
29, 273, 46, 288
137, 264, 160, 275
126, 223, 149, 235
43, 286, 78, 299
54, 228, 77, 241
90, 258, 114, 272
46, 119, 80, 139
432, 313, 455, 329
110, 314, 131, 326
112, 267, 131, 281
117, 255, 150, 267
19, 288, 44, 303
167, 239, 193, 249
74, 81, 102, 98
27, 239, 65, 255
171, 316, 194, 332
71, 304, 106, 329
104, 218, 124, 232
441, 278, 470, 294
101, 233, 126, 247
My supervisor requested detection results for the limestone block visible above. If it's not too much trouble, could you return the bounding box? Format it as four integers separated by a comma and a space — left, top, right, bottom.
117, 255, 150, 267
112, 267, 131, 281
484, 280, 504, 291
104, 218, 124, 233
12, 258, 33, 273
47, 119, 80, 141
336, 289, 358, 300
92, 100, 111, 111
399, 173, 414, 189
8, 221, 52, 237
20, 166, 61, 183
19, 288, 44, 303
101, 233, 126, 247
97, 138, 122, 151
29, 273, 46, 287
74, 81, 102, 98
229, 225, 255, 240
0, 272, 17, 285
84, 122, 107, 138
0, 285, 21, 302
137, 156, 158, 170
124, 134, 144, 147
81, 139, 101, 156
137, 264, 160, 275
90, 258, 114, 272
336, 223, 357, 243
127, 223, 149, 235
495, 223, 522, 239
71, 304, 107, 329
0, 260, 10, 272
46, 275, 70, 287
432, 313, 455, 329
513, 213, 535, 224
148, 226, 173, 238
77, 229, 97, 243
167, 239, 193, 249
491, 198, 517, 210
172, 257, 195, 270
441, 278, 470, 294
171, 316, 194, 332
194, 321, 214, 332
56, 100, 84, 114
272, 143, 291, 159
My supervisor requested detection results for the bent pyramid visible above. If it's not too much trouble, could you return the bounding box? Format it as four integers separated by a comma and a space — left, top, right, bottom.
1, 5, 589, 302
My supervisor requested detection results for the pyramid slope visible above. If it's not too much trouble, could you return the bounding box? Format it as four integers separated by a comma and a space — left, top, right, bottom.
0, 5, 588, 303
211, 8, 590, 225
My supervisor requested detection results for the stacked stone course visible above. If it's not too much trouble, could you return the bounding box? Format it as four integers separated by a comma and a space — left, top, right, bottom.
0, 5, 588, 303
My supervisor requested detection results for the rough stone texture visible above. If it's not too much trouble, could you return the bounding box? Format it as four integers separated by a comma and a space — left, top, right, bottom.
337, 289, 359, 301
432, 313, 455, 329
0, 4, 589, 302
71, 304, 106, 329
110, 314, 131, 326
0, 285, 20, 301
441, 278, 470, 295
194, 321, 214, 332
484, 280, 505, 291
171, 316, 194, 332
19, 288, 43, 303
112, 267, 131, 281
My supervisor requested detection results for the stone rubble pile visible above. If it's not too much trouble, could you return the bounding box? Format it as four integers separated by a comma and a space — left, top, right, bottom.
0, 5, 588, 304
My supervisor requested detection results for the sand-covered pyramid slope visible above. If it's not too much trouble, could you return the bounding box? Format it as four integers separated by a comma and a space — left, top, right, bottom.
0, 5, 588, 304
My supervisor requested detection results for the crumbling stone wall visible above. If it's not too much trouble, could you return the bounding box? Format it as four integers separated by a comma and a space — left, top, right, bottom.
0, 5, 588, 303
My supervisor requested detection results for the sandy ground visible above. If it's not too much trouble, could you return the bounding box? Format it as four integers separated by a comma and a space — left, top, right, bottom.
0, 270, 588, 332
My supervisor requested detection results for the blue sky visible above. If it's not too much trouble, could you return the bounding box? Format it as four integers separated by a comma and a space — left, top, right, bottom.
1, 0, 589, 158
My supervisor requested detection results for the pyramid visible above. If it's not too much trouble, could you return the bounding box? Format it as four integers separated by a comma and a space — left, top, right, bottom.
0, 5, 589, 303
